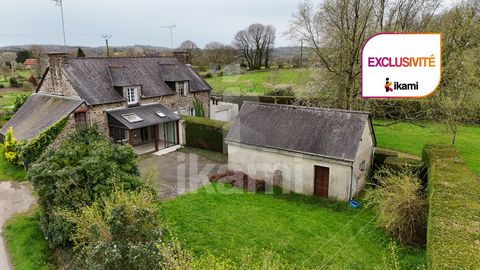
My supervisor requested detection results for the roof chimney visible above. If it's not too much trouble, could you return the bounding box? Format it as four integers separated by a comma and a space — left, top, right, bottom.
173, 51, 191, 64
47, 52, 69, 94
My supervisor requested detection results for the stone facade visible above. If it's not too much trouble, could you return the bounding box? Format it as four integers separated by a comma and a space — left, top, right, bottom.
36, 54, 211, 150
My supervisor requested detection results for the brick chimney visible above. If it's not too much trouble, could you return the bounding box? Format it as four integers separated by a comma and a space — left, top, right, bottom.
47, 52, 69, 94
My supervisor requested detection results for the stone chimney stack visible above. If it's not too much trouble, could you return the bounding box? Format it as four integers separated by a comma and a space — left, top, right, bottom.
47, 52, 69, 94
173, 51, 191, 65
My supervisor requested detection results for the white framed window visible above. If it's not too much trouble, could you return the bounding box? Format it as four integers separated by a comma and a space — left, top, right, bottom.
176, 81, 189, 96
189, 108, 195, 116
126, 87, 139, 105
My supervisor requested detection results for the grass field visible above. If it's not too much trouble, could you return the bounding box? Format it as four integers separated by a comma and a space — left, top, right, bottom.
206, 68, 312, 96
0, 90, 32, 108
373, 120, 480, 175
0, 69, 34, 87
162, 183, 425, 269
3, 210, 55, 270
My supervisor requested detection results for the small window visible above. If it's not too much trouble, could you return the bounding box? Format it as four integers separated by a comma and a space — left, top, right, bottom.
122, 113, 143, 123
156, 111, 166, 118
74, 112, 87, 129
176, 81, 188, 96
360, 160, 366, 171
126, 87, 139, 105
189, 108, 195, 116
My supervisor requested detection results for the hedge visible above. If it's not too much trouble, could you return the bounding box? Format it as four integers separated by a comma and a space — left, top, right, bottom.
423, 144, 480, 270
183, 116, 231, 153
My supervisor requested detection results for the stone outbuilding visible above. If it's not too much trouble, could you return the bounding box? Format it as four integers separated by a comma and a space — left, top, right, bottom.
225, 102, 376, 201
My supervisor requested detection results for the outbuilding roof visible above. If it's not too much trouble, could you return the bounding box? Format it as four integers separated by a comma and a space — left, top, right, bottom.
0, 93, 84, 140
107, 103, 180, 130
62, 57, 211, 105
225, 102, 375, 161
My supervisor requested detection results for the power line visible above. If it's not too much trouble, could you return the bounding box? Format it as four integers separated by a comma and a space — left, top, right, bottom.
102, 34, 112, 57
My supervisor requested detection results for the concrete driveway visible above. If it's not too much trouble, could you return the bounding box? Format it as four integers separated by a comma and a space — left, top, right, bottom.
138, 151, 227, 199
0, 181, 36, 270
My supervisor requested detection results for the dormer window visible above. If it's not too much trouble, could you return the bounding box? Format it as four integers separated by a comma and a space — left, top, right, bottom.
126, 86, 139, 105
176, 81, 189, 96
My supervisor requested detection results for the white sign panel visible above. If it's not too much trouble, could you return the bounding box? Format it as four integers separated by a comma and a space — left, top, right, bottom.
361, 33, 442, 98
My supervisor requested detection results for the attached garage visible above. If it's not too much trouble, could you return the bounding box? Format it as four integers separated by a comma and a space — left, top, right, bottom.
225, 102, 376, 201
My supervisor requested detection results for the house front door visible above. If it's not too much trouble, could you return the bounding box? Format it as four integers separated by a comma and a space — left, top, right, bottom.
314, 166, 329, 198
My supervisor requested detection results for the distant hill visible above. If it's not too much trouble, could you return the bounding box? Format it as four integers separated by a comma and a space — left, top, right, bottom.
0, 44, 172, 55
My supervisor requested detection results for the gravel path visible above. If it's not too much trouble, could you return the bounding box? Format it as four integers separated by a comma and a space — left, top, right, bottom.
0, 181, 36, 270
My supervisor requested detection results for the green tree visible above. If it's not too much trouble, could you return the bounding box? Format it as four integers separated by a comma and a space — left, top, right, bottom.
76, 47, 86, 58
12, 94, 29, 113
28, 127, 146, 248
16, 50, 30, 63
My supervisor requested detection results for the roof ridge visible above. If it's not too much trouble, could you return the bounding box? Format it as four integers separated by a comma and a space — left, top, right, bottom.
242, 101, 370, 115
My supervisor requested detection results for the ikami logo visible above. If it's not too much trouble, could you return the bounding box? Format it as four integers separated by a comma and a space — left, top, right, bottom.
362, 33, 441, 98
384, 77, 419, 92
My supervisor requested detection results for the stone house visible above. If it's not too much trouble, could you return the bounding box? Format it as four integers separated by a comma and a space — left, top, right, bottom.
0, 53, 211, 154
225, 102, 376, 201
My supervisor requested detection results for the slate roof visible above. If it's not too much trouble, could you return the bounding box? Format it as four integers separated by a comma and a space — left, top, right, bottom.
225, 102, 375, 161
107, 103, 180, 130
62, 57, 211, 105
0, 93, 84, 140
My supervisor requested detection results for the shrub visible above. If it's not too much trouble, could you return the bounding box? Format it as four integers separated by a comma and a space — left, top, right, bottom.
27, 75, 39, 86
423, 144, 480, 269
12, 94, 29, 114
28, 127, 145, 248
267, 85, 295, 97
9, 77, 22, 88
200, 71, 213, 78
183, 116, 231, 153
3, 127, 21, 165
192, 97, 205, 118
365, 166, 427, 246
59, 189, 162, 270
0, 84, 4, 88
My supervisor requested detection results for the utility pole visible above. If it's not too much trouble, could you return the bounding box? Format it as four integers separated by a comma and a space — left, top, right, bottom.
162, 25, 176, 49
52, 0, 67, 51
103, 34, 112, 57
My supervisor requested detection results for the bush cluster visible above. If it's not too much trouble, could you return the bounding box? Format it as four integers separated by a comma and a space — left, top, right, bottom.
183, 115, 231, 153
28, 128, 146, 248
366, 166, 427, 246
423, 144, 480, 269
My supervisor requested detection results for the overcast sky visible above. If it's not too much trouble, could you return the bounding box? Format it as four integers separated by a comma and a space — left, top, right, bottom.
0, 0, 461, 48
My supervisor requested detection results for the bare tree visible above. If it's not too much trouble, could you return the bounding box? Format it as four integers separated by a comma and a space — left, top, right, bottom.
29, 45, 46, 76
233, 23, 276, 70
1, 52, 17, 77
204, 42, 236, 70
178, 40, 200, 63
287, 0, 440, 110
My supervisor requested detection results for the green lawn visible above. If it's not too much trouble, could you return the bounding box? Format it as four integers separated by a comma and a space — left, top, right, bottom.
162, 183, 425, 269
0, 90, 32, 108
373, 120, 480, 175
206, 68, 312, 96
3, 210, 55, 270
0, 69, 34, 87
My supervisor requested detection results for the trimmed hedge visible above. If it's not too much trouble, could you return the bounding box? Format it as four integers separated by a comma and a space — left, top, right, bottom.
423, 144, 480, 270
183, 116, 231, 153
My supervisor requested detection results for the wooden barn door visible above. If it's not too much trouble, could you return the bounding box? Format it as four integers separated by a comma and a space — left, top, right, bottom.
314, 166, 330, 198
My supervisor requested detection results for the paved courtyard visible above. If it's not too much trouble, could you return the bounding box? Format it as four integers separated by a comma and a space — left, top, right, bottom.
138, 151, 227, 199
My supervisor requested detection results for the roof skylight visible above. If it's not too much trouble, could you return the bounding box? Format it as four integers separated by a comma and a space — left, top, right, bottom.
156, 111, 166, 118
122, 113, 143, 123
